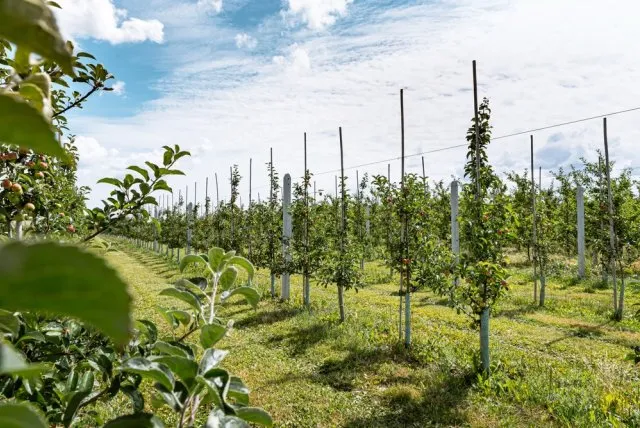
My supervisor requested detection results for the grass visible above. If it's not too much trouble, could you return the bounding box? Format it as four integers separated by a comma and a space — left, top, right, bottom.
103, 241, 640, 427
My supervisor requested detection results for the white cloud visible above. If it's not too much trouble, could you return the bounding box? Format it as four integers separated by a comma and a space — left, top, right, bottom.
273, 44, 311, 73
69, 0, 640, 207
235, 33, 257, 49
197, 0, 223, 14
284, 0, 353, 30
56, 0, 164, 44
111, 81, 126, 96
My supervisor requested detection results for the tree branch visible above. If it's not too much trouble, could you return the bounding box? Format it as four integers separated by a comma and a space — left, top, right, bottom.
53, 84, 102, 118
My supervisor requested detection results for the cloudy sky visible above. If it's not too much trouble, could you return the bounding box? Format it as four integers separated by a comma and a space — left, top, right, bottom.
56, 0, 640, 207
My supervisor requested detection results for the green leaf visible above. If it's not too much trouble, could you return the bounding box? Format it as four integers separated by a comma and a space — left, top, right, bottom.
18, 83, 45, 112
97, 177, 123, 187
0, 94, 66, 159
155, 307, 178, 329
76, 51, 96, 59
121, 385, 144, 414
15, 331, 46, 345
120, 357, 174, 391
179, 254, 207, 273
0, 403, 47, 428
159, 288, 201, 313
235, 408, 273, 427
0, 242, 132, 346
196, 375, 224, 410
163, 150, 172, 167
200, 324, 226, 349
199, 349, 229, 376
0, 0, 74, 75
0, 310, 19, 336
149, 356, 197, 387
208, 247, 225, 272
127, 165, 149, 181
22, 73, 51, 99
227, 376, 249, 405
62, 371, 94, 427
228, 256, 254, 280
220, 287, 260, 309
167, 310, 191, 326
153, 341, 189, 358
153, 180, 171, 192
103, 413, 165, 428
205, 409, 249, 428
135, 320, 157, 343
175, 278, 207, 297
0, 342, 45, 377
159, 168, 185, 176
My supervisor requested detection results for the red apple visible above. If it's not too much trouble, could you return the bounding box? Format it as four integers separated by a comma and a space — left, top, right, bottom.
67, 224, 76, 233
39, 162, 48, 169
24, 203, 35, 211
35, 172, 45, 179
1, 179, 11, 189
11, 183, 22, 193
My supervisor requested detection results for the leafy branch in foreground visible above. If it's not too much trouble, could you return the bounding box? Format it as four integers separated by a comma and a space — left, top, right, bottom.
85, 145, 190, 242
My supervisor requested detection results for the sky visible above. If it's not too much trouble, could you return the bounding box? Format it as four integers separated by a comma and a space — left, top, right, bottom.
54, 0, 640, 208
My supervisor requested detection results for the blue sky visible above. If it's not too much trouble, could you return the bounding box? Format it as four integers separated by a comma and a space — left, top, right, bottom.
55, 0, 640, 206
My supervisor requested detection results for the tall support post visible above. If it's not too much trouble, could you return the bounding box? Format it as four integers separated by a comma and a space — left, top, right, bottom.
282, 174, 292, 300
387, 163, 393, 278
357, 169, 364, 270
154, 206, 159, 253
538, 166, 546, 306
530, 136, 538, 302
338, 127, 346, 322
215, 173, 220, 208
303, 133, 310, 307
194, 181, 198, 218
577, 186, 586, 279
248, 158, 253, 260
205, 177, 209, 216
313, 181, 317, 203
186, 185, 191, 255
400, 88, 411, 348
451, 181, 460, 301
603, 118, 620, 318
230, 166, 235, 246
269, 148, 276, 297
473, 60, 489, 373
421, 156, 427, 192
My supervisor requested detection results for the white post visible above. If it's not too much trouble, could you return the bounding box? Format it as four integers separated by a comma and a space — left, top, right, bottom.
15, 221, 23, 241
577, 186, 585, 279
282, 174, 292, 300
186, 202, 192, 255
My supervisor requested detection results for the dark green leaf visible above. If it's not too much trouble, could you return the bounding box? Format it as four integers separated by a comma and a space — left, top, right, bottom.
103, 413, 165, 428
0, 94, 66, 159
0, 402, 47, 428
227, 376, 249, 405
62, 371, 94, 427
179, 254, 208, 273
200, 324, 226, 349
159, 288, 201, 313
0, 310, 19, 336
235, 407, 273, 427
121, 385, 144, 414
175, 278, 207, 297
0, 242, 132, 346
153, 341, 188, 358
228, 256, 254, 280
220, 287, 260, 309
127, 166, 149, 181
0, 342, 45, 377
149, 356, 197, 387
97, 177, 123, 187
153, 180, 171, 192
120, 358, 174, 391
218, 266, 238, 291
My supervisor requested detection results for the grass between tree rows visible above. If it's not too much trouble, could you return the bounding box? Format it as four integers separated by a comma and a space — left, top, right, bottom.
103, 242, 640, 427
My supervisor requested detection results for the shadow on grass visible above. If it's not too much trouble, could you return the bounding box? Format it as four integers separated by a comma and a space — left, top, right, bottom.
234, 307, 303, 329
494, 304, 540, 319
545, 321, 610, 347
310, 345, 474, 426
267, 321, 338, 356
